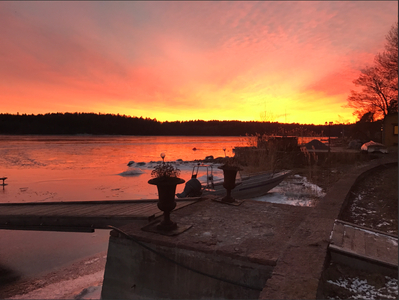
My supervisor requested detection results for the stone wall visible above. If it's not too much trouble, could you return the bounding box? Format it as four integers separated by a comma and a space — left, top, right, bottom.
102, 235, 273, 299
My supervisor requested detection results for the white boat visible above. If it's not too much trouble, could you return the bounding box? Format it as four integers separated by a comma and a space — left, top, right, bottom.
360, 141, 388, 153
177, 164, 291, 200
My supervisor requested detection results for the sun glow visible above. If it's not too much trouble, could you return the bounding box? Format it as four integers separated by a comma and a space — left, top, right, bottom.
0, 1, 396, 125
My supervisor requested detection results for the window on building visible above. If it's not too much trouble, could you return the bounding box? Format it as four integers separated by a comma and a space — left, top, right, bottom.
394, 125, 398, 135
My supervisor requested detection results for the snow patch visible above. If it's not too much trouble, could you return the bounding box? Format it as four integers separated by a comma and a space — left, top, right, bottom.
327, 276, 398, 300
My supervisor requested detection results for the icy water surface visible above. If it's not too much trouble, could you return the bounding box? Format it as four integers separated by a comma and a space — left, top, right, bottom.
0, 135, 324, 206
0, 135, 246, 202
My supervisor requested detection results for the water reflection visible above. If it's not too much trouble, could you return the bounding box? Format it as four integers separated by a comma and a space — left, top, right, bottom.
0, 135, 324, 206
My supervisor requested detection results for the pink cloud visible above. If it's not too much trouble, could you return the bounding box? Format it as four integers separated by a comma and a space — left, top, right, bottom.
0, 1, 397, 123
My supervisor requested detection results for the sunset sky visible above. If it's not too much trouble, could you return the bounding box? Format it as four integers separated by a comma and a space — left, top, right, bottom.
1, 1, 397, 124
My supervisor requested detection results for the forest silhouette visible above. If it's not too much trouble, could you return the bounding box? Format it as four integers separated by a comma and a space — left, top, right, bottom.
0, 112, 373, 139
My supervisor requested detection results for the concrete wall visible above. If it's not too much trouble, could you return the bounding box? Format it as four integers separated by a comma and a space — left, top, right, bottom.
101, 235, 273, 299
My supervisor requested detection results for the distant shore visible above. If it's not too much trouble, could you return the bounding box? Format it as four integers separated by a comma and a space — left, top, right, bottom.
0, 112, 356, 136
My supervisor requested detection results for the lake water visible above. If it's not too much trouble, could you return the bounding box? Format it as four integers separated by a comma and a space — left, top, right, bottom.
0, 135, 324, 205
0, 135, 248, 203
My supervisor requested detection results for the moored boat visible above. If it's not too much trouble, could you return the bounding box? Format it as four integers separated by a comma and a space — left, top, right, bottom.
177, 163, 291, 200
360, 141, 388, 153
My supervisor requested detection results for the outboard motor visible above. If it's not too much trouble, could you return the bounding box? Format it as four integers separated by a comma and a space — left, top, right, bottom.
176, 177, 202, 198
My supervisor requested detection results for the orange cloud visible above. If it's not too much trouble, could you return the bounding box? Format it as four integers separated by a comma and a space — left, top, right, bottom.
0, 1, 397, 124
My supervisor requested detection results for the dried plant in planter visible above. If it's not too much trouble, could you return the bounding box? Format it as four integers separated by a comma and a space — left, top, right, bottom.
150, 162, 181, 181
148, 155, 185, 231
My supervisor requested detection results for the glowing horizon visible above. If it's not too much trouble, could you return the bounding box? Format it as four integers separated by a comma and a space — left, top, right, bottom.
1, 1, 397, 125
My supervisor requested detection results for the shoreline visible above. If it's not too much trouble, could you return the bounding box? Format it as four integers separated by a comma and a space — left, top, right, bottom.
2, 250, 107, 299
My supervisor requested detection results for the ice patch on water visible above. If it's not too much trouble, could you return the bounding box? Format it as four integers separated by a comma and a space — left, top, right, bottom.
9, 271, 104, 299
252, 174, 325, 207
3, 154, 47, 168
254, 192, 316, 207
139, 160, 224, 174
118, 168, 144, 176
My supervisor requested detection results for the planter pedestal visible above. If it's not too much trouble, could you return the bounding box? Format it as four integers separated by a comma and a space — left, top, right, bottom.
142, 221, 193, 236
214, 165, 244, 206
145, 177, 192, 235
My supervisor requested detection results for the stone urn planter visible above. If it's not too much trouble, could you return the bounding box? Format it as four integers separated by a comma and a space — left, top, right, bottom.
148, 176, 185, 231
148, 154, 185, 231
218, 164, 242, 203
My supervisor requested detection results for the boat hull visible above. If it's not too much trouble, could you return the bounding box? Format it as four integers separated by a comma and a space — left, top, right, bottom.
203, 170, 291, 200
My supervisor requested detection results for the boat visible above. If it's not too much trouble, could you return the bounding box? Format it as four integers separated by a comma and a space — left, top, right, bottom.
177, 163, 292, 200
360, 141, 388, 153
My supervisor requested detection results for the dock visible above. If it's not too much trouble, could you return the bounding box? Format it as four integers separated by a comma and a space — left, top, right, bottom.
329, 219, 398, 274
101, 197, 314, 299
0, 198, 200, 232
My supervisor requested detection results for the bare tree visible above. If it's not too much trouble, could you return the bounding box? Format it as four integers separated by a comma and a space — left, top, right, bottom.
347, 22, 398, 120
376, 22, 398, 86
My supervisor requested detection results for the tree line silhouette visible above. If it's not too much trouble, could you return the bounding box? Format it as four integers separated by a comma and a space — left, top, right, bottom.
0, 112, 375, 139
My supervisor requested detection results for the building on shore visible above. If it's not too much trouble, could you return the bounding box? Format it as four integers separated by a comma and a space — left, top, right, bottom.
383, 113, 398, 146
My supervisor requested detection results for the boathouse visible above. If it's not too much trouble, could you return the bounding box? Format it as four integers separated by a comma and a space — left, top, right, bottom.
383, 113, 398, 146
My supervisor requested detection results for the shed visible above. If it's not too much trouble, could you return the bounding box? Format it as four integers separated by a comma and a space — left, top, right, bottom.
383, 113, 398, 146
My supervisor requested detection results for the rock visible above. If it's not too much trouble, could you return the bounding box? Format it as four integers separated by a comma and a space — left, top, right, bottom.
305, 139, 330, 150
